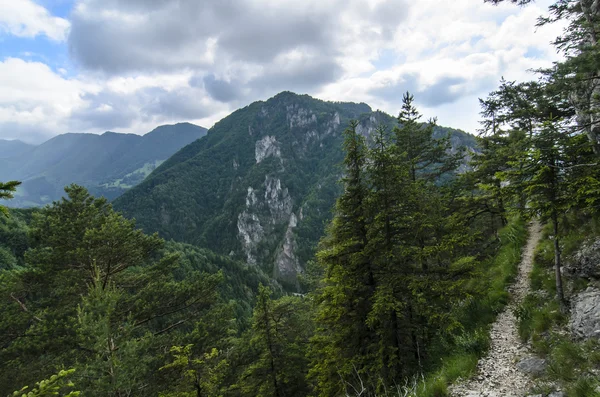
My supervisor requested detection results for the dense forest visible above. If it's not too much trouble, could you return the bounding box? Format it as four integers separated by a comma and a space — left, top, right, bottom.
2, 0, 600, 396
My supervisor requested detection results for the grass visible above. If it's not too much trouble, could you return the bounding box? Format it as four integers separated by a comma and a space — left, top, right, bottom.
410, 218, 528, 397
515, 215, 600, 396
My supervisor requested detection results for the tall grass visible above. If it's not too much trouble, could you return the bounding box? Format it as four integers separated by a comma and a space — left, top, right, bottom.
408, 218, 528, 397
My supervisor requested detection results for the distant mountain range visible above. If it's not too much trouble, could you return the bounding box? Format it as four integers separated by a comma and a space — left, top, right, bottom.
0, 123, 207, 207
113, 92, 478, 288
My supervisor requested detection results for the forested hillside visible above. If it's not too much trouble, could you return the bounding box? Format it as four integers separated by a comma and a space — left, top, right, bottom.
3, 0, 600, 394
0, 123, 207, 207
114, 92, 476, 287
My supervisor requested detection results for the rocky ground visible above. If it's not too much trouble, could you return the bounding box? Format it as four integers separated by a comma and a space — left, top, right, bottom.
450, 221, 543, 397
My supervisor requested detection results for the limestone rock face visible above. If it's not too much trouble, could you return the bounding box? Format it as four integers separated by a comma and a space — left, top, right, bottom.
567, 238, 600, 279
255, 135, 281, 163
237, 211, 264, 265
264, 176, 292, 223
570, 287, 600, 340
274, 213, 302, 285
287, 105, 317, 128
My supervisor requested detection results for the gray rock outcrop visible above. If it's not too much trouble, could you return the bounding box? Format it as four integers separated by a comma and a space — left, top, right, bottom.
570, 287, 600, 340
566, 238, 600, 279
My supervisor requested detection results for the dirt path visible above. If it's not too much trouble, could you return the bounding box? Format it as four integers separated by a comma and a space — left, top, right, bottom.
450, 221, 542, 397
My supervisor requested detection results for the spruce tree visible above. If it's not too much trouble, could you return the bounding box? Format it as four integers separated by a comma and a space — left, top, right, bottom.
309, 121, 377, 397
240, 286, 311, 397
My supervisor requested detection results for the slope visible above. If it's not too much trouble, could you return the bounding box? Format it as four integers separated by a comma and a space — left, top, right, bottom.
1, 123, 207, 207
0, 139, 36, 159
114, 91, 478, 288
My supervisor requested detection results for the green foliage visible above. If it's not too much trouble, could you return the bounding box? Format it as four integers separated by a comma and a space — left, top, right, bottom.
0, 185, 229, 396
515, 216, 600, 394
12, 369, 80, 397
308, 95, 504, 396
568, 377, 600, 397
160, 345, 229, 397
0, 180, 21, 216
237, 286, 313, 397
411, 218, 526, 396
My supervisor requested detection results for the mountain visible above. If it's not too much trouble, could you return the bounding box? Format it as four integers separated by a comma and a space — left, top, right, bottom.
114, 92, 478, 289
0, 123, 207, 207
0, 139, 36, 158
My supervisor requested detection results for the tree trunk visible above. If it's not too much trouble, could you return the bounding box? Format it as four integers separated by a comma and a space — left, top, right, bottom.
552, 212, 566, 312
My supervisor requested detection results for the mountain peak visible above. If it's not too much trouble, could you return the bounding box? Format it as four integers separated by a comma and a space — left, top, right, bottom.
144, 122, 207, 137
265, 91, 373, 116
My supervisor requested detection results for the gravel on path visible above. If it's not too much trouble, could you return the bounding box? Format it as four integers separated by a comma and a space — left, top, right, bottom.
450, 221, 543, 397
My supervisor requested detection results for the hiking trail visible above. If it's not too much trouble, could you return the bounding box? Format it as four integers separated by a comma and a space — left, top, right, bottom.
450, 221, 543, 397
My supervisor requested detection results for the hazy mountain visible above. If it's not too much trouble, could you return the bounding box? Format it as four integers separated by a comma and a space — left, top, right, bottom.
1, 122, 207, 207
114, 92, 477, 288
0, 139, 36, 159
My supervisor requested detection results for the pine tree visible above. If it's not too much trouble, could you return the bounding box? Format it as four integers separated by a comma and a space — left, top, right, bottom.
309, 121, 377, 396
501, 119, 576, 309
0, 180, 21, 216
394, 92, 461, 183
364, 125, 409, 383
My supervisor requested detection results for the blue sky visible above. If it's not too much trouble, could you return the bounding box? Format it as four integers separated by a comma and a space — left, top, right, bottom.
0, 0, 561, 143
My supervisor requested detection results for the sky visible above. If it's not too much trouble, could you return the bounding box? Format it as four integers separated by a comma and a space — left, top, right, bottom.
0, 0, 563, 143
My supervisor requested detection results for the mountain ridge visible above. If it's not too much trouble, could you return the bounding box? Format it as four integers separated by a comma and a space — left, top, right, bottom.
114, 91, 477, 288
0, 122, 208, 207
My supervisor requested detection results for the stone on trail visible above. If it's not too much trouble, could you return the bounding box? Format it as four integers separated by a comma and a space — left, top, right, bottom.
516, 356, 546, 377
548, 391, 566, 397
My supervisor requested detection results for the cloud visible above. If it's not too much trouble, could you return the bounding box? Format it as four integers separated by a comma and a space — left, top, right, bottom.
0, 0, 70, 41
0, 58, 223, 142
370, 74, 475, 107
0, 0, 565, 143
317, 0, 563, 133
200, 74, 243, 103
248, 54, 344, 95
0, 58, 86, 142
67, 0, 340, 73
69, 81, 224, 132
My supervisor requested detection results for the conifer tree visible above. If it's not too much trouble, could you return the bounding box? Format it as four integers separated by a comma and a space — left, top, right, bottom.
309, 121, 377, 396
240, 285, 311, 397
0, 185, 223, 394
364, 125, 409, 383
501, 119, 575, 309
0, 180, 21, 216
394, 92, 461, 183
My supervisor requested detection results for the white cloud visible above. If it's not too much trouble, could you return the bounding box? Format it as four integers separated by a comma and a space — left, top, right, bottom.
0, 58, 89, 141
0, 0, 567, 142
317, 0, 563, 133
0, 58, 228, 142
0, 0, 70, 41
